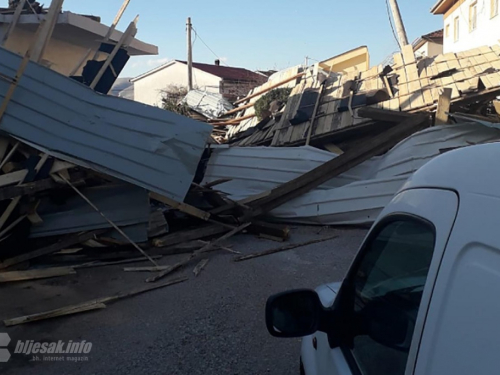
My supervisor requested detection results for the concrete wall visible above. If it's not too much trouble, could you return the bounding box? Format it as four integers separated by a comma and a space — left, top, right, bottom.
443, 0, 500, 53
133, 62, 221, 107
3, 27, 91, 76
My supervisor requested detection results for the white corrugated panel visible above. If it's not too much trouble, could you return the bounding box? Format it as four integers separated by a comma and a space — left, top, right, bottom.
182, 90, 233, 119
203, 122, 500, 225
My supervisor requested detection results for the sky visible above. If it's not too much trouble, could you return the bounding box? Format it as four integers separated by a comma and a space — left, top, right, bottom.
2, 0, 443, 78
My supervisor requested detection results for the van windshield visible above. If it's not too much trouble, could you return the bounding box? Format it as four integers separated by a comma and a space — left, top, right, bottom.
345, 218, 435, 375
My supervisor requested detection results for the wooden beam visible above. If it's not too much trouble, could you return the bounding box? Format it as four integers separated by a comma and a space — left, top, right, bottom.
152, 224, 228, 248
4, 277, 188, 326
233, 72, 305, 105
234, 234, 339, 262
222, 102, 255, 116
0, 267, 76, 283
0, 229, 108, 270
247, 114, 431, 216
0, 171, 84, 201
90, 16, 138, 90
435, 87, 453, 125
0, 0, 26, 46
357, 107, 414, 122
193, 259, 209, 277
195, 222, 251, 254
92, 0, 131, 60
30, 0, 65, 63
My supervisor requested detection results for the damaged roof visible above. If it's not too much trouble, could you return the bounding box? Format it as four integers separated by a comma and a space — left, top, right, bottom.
226, 44, 500, 148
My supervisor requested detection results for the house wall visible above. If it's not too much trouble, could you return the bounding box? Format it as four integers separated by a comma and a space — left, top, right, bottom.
133, 62, 221, 107
428, 41, 444, 56
442, 0, 500, 53
415, 41, 443, 58
2, 27, 91, 76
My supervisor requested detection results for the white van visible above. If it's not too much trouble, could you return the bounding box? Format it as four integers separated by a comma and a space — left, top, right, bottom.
265, 143, 500, 375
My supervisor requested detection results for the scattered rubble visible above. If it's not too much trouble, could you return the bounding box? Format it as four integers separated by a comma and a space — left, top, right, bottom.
2, 0, 500, 327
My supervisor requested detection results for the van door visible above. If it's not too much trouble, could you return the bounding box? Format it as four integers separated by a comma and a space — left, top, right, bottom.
307, 188, 458, 375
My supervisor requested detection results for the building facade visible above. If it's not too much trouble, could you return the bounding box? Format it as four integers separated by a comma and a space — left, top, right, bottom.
431, 0, 500, 53
131, 60, 267, 107
0, 11, 157, 76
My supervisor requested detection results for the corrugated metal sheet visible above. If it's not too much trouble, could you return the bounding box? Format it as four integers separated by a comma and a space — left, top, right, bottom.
182, 90, 233, 119
203, 122, 500, 225
30, 184, 149, 242
0, 47, 212, 202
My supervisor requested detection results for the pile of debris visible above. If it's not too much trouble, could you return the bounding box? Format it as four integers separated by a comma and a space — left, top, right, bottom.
200, 44, 500, 225
3, 0, 500, 327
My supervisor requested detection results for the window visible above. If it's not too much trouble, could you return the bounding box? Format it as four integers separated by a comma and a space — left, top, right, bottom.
445, 24, 450, 38
342, 218, 436, 375
454, 16, 460, 41
492, 0, 499, 18
470, 2, 478, 31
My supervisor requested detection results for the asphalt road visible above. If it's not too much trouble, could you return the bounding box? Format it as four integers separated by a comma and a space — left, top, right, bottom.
0, 226, 366, 375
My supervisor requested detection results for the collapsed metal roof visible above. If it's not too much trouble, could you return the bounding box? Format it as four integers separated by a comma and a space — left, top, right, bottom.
0, 46, 212, 202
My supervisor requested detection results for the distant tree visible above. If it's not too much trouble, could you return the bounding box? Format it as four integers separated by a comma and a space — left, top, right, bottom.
254, 87, 292, 120
160, 85, 191, 117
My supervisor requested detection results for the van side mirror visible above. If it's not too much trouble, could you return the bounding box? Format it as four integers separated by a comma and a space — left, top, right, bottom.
265, 289, 323, 338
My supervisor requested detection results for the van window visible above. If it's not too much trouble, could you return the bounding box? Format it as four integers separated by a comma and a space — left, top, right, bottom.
344, 218, 435, 375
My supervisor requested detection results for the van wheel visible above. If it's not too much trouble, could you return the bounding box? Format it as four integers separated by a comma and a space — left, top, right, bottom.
300, 358, 305, 375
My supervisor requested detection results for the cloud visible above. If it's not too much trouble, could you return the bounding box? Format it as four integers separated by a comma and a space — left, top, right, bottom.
147, 57, 171, 67
219, 56, 228, 63
129, 57, 171, 69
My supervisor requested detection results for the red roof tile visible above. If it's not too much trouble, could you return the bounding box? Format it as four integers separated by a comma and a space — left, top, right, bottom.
422, 29, 444, 43
177, 60, 265, 82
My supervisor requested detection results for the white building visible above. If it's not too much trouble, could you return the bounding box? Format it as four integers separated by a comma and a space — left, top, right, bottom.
413, 29, 444, 58
131, 60, 267, 107
431, 0, 500, 53
0, 11, 157, 76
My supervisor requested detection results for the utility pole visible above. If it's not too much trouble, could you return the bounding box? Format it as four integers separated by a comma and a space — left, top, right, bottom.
388, 0, 409, 47
186, 17, 193, 91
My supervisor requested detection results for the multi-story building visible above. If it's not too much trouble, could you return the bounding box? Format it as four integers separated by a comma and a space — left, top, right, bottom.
431, 0, 500, 53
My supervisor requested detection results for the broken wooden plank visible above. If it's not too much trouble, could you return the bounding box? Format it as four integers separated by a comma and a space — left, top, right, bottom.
149, 192, 211, 221
0, 171, 84, 201
193, 259, 209, 277
234, 72, 305, 105
145, 261, 187, 283
4, 303, 107, 327
59, 173, 159, 267
4, 277, 188, 326
152, 224, 228, 248
195, 222, 251, 254
435, 88, 452, 125
0, 0, 27, 46
0, 267, 76, 283
74, 256, 163, 269
0, 229, 108, 270
90, 16, 138, 89
123, 265, 173, 272
234, 234, 339, 262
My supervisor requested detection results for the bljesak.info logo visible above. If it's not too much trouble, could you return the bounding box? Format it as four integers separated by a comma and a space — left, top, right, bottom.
0, 333, 93, 363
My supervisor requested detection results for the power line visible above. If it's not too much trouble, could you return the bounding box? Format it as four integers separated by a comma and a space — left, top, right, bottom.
190, 26, 229, 66
385, 0, 402, 50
